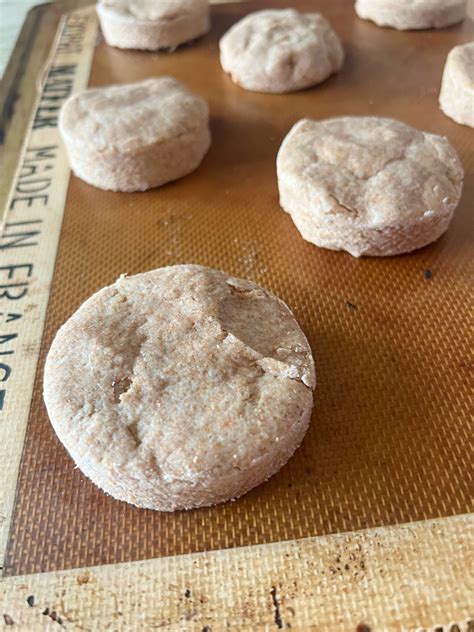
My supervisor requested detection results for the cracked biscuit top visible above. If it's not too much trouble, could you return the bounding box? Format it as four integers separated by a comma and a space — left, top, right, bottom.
43, 265, 315, 507
219, 9, 343, 93
277, 116, 463, 226
99, 0, 208, 22
59, 77, 209, 154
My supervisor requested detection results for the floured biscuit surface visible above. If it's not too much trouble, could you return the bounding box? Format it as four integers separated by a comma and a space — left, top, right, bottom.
59, 77, 211, 192
277, 117, 463, 257
355, 0, 467, 30
439, 42, 474, 128
97, 0, 210, 50
44, 265, 316, 511
219, 9, 343, 93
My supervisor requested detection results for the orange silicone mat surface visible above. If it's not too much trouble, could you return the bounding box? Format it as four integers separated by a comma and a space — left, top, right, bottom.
4, 0, 473, 576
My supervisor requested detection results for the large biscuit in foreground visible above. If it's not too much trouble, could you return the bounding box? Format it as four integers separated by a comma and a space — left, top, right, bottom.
355, 0, 466, 30
277, 117, 463, 257
44, 265, 316, 511
59, 77, 211, 192
219, 9, 343, 94
439, 42, 474, 128
97, 0, 210, 51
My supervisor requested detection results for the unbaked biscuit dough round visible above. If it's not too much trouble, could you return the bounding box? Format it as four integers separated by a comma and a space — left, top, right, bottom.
43, 265, 316, 511
219, 9, 344, 94
355, 0, 467, 30
277, 117, 463, 257
97, 0, 210, 51
439, 42, 474, 128
59, 77, 211, 192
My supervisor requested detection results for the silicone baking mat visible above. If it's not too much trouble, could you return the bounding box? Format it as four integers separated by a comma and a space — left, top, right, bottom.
0, 0, 472, 628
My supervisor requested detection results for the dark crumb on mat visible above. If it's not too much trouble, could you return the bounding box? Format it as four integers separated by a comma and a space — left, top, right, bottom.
26, 595, 35, 607
270, 586, 283, 629
346, 301, 357, 310
3, 614, 14, 625
41, 608, 64, 625
423, 269, 433, 280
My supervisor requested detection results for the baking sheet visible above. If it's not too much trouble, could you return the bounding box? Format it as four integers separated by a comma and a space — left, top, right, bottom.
3, 0, 473, 578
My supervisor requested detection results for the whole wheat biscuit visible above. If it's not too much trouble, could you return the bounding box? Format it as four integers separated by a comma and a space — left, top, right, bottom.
59, 77, 211, 192
219, 9, 343, 94
43, 265, 316, 511
97, 0, 210, 51
439, 42, 474, 128
355, 0, 467, 30
277, 117, 463, 257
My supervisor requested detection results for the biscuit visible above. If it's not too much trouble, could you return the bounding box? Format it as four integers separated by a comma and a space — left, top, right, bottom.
59, 77, 211, 192
43, 265, 316, 511
277, 117, 463, 257
439, 42, 474, 128
355, 0, 467, 30
219, 9, 343, 94
97, 0, 210, 50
